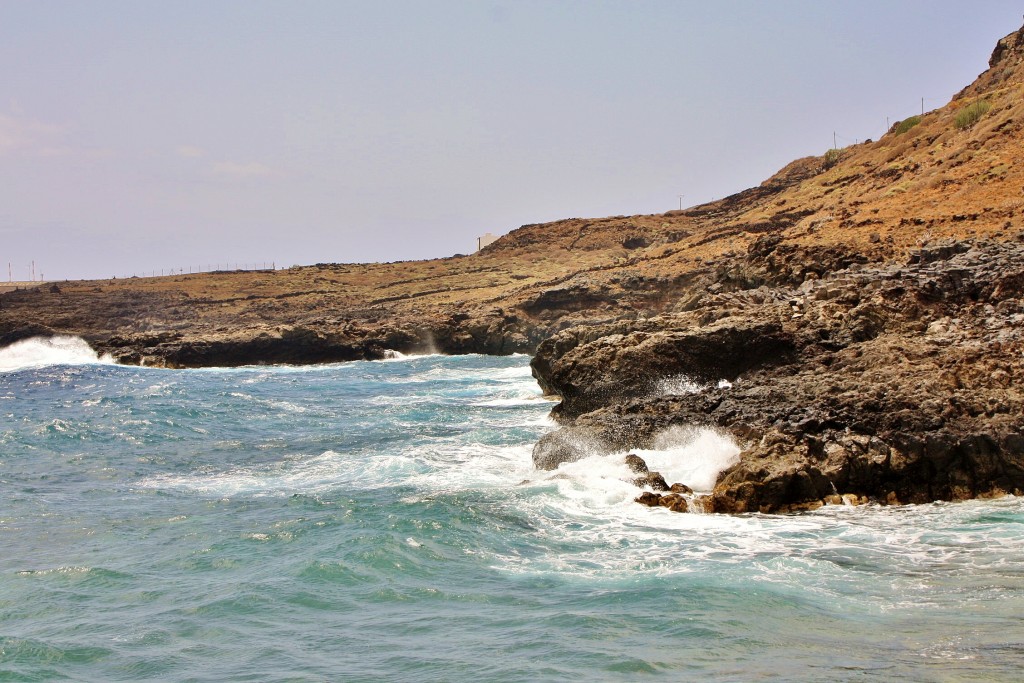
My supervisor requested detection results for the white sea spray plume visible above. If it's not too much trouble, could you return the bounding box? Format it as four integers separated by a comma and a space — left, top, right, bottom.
633, 424, 742, 492
0, 335, 114, 372
655, 374, 706, 395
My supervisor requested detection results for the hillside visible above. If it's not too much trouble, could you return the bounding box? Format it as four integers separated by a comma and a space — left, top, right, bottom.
3, 23, 1024, 370
527, 24, 1024, 513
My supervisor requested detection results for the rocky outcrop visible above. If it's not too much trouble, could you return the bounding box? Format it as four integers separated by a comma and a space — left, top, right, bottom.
532, 238, 1024, 512
80, 312, 543, 369
531, 318, 796, 419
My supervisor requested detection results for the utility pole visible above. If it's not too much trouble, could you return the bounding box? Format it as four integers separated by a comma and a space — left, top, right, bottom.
921, 97, 924, 116
31, 260, 35, 281
833, 131, 837, 149
677, 194, 685, 210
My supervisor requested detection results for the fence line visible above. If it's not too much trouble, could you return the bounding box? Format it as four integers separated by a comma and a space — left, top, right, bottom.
834, 96, 952, 151
128, 262, 280, 278
5, 262, 295, 283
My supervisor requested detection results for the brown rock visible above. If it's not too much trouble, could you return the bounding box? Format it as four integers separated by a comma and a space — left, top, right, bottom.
624, 453, 649, 473
658, 493, 689, 513
633, 471, 669, 491
635, 492, 662, 507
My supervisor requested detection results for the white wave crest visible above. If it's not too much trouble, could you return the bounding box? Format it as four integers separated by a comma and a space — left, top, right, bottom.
471, 389, 546, 407
135, 449, 440, 497
521, 425, 741, 512
0, 336, 114, 373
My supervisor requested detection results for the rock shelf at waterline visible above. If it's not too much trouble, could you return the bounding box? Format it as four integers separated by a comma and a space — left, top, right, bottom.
530, 239, 1024, 513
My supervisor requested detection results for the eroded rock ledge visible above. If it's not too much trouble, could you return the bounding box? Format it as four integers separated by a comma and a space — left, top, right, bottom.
530, 237, 1024, 513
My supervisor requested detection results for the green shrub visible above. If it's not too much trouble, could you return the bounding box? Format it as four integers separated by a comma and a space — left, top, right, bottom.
822, 148, 841, 169
955, 100, 992, 130
893, 116, 921, 135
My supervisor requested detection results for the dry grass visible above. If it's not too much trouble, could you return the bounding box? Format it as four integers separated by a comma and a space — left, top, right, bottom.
8, 27, 1024, 347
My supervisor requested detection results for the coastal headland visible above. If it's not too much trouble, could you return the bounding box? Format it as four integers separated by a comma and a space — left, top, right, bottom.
6, 25, 1024, 512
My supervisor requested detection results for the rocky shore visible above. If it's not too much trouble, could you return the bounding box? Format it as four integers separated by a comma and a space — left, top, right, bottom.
531, 237, 1024, 512
6, 23, 1024, 513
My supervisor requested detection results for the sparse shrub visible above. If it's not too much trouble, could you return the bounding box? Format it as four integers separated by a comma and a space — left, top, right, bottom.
893, 115, 921, 135
955, 100, 992, 130
822, 148, 841, 169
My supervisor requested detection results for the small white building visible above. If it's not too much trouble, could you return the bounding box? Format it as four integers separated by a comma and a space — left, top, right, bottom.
476, 232, 500, 251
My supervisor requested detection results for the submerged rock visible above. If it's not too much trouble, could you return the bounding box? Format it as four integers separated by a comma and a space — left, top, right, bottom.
634, 491, 689, 513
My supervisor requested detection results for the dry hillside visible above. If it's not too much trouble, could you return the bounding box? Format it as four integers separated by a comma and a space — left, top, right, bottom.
3, 23, 1024, 366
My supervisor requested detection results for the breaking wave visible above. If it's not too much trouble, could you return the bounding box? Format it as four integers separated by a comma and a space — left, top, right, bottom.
0, 335, 114, 373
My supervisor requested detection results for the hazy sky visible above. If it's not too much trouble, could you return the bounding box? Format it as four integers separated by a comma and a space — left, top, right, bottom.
2, 1, 1021, 280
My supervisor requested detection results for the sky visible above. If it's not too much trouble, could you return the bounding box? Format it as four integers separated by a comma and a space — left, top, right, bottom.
1, 1, 1022, 281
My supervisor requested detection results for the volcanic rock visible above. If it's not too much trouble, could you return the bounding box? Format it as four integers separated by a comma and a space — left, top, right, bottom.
534, 239, 1024, 512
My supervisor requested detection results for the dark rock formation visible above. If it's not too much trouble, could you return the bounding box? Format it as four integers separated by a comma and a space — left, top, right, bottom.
531, 319, 796, 419
0, 323, 57, 347
533, 238, 1024, 513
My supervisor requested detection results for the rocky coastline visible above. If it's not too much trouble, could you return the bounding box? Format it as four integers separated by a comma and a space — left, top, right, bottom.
6, 23, 1024, 513
530, 237, 1024, 512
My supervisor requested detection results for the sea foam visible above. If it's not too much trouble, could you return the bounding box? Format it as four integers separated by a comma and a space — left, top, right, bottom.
0, 335, 114, 373
529, 424, 741, 507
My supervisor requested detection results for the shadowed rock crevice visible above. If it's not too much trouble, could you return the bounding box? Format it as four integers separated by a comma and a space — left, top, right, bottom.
531, 319, 796, 420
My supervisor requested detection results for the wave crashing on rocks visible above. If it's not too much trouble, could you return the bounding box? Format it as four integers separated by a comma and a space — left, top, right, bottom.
0, 335, 114, 373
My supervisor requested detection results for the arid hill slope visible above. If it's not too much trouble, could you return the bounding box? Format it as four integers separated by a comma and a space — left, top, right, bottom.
527, 24, 1024, 513
3, 24, 1024, 367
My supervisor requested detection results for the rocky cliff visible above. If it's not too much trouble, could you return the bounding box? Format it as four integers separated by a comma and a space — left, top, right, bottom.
531, 238, 1024, 511
526, 24, 1024, 511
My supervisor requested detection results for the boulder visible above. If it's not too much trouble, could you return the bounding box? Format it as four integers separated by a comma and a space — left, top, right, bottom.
531, 427, 609, 470
633, 471, 669, 491
624, 453, 649, 473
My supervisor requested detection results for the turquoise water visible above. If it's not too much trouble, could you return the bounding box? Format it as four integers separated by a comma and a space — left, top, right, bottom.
2, 338, 1023, 681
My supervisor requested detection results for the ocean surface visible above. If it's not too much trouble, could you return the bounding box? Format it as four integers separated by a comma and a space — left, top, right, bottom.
2, 336, 1023, 682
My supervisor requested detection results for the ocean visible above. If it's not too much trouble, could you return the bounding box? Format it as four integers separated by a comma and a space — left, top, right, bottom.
1, 336, 1023, 681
